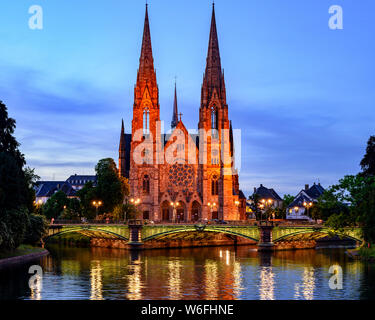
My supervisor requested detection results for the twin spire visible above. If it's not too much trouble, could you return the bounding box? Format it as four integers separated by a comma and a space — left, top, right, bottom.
137, 3, 156, 87
137, 3, 222, 129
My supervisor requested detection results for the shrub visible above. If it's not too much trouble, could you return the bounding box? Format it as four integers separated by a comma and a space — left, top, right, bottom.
24, 214, 48, 245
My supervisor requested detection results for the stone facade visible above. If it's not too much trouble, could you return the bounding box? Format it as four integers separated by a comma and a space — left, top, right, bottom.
119, 5, 246, 222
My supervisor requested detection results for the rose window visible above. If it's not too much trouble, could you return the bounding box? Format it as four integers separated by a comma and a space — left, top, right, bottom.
168, 164, 193, 188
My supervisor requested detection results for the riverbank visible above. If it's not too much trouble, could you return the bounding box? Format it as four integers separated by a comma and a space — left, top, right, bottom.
347, 246, 375, 262
0, 245, 49, 269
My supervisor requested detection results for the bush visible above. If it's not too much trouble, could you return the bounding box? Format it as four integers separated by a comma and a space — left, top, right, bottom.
0, 207, 29, 250
24, 214, 48, 245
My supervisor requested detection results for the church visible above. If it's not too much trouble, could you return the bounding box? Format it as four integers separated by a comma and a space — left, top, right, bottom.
118, 4, 246, 222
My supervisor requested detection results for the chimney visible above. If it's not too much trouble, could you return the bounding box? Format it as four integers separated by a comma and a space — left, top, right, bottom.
305, 184, 309, 191
260, 184, 263, 188
254, 187, 257, 193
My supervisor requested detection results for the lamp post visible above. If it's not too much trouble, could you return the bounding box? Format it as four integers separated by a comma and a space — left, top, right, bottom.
303, 201, 313, 218
170, 202, 180, 223
235, 200, 240, 220
207, 202, 217, 221
92, 201, 102, 220
259, 199, 273, 224
130, 198, 141, 220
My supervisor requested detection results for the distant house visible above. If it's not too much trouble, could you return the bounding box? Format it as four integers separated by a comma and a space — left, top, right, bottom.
66, 175, 97, 190
286, 183, 325, 220
253, 184, 283, 209
35, 174, 97, 204
35, 181, 76, 205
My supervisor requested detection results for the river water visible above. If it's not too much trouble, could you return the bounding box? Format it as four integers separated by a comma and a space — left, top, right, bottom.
0, 245, 374, 300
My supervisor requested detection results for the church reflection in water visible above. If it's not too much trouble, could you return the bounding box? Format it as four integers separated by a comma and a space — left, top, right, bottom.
27, 245, 366, 301
90, 260, 103, 300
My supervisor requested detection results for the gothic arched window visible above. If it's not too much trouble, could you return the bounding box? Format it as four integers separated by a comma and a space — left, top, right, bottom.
143, 175, 150, 194
211, 106, 218, 130
143, 108, 150, 135
211, 176, 219, 196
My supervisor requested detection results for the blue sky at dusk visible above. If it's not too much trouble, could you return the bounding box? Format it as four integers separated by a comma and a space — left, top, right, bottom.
0, 0, 374, 196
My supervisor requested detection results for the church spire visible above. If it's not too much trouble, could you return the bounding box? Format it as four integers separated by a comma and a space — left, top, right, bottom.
204, 3, 222, 90
137, 3, 156, 86
119, 119, 127, 178
119, 119, 125, 151
171, 81, 178, 129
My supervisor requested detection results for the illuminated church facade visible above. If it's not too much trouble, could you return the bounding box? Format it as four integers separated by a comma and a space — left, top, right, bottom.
118, 4, 246, 222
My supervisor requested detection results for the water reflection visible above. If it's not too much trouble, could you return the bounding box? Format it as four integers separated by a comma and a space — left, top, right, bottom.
0, 246, 374, 300
168, 260, 182, 300
294, 267, 315, 300
126, 253, 142, 300
205, 260, 219, 299
90, 261, 103, 300
30, 274, 42, 301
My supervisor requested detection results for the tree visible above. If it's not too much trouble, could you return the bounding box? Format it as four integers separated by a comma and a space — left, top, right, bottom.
24, 214, 48, 245
24, 167, 40, 213
360, 135, 375, 177
43, 191, 69, 219
323, 175, 375, 244
0, 101, 33, 250
248, 193, 261, 220
76, 181, 98, 219
0, 208, 29, 250
113, 203, 138, 222
310, 189, 349, 222
95, 158, 126, 213
0, 152, 28, 211
0, 101, 25, 169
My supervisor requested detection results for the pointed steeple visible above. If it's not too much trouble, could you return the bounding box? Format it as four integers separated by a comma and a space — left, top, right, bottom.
137, 3, 156, 86
171, 81, 179, 129
204, 3, 222, 90
119, 119, 125, 151
119, 119, 128, 178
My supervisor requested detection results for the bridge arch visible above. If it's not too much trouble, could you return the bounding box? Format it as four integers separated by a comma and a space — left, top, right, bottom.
142, 226, 259, 242
273, 229, 362, 243
45, 226, 129, 242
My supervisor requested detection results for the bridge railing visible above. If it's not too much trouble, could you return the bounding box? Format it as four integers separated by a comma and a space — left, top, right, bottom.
51, 219, 126, 225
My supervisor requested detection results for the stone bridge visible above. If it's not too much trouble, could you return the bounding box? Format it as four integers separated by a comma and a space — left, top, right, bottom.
46, 223, 363, 249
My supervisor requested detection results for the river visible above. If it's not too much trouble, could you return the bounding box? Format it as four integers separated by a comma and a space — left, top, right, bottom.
0, 245, 374, 300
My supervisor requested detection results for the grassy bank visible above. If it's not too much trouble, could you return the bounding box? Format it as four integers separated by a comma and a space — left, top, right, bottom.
348, 245, 375, 261
0, 244, 45, 260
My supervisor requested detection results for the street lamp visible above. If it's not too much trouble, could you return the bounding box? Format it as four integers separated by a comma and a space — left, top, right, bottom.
259, 199, 273, 223
170, 202, 180, 223
235, 200, 240, 220
208, 202, 217, 221
92, 201, 102, 220
130, 198, 141, 220
303, 201, 313, 218
130, 198, 141, 205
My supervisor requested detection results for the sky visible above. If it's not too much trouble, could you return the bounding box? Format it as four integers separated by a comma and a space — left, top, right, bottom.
0, 0, 374, 197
